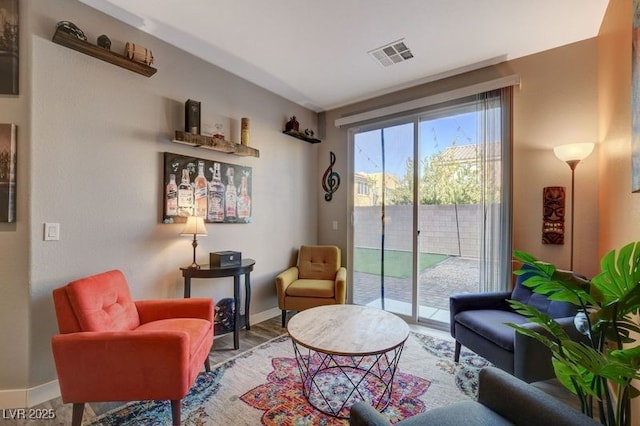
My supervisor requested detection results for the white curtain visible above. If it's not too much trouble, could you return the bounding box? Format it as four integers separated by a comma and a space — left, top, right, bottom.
478, 87, 513, 292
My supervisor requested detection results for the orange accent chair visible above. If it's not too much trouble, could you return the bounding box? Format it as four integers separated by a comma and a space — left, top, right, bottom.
51, 270, 214, 426
276, 245, 347, 327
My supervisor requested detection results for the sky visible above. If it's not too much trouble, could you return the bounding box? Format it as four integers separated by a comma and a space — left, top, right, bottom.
354, 111, 477, 176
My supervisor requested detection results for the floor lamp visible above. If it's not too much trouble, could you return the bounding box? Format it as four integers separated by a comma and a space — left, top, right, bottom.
553, 142, 594, 271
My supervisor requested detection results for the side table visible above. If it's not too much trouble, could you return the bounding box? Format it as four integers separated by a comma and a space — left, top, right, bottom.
180, 258, 255, 350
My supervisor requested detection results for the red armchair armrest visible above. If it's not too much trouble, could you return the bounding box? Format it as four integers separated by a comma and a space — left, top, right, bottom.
135, 297, 213, 324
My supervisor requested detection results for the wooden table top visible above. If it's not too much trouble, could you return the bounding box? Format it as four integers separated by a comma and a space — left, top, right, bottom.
287, 304, 410, 356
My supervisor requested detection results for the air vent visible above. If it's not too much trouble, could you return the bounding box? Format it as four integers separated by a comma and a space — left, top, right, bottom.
369, 39, 414, 67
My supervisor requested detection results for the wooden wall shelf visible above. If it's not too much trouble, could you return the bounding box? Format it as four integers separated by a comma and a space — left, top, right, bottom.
283, 130, 321, 144
173, 131, 260, 158
52, 28, 157, 77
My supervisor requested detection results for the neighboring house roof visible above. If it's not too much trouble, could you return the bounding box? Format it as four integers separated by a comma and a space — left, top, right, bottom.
438, 143, 500, 162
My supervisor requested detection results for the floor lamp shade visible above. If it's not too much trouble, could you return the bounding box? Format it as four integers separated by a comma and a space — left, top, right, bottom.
553, 142, 594, 271
553, 143, 594, 167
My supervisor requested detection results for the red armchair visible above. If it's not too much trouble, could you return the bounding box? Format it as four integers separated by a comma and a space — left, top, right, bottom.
51, 270, 214, 426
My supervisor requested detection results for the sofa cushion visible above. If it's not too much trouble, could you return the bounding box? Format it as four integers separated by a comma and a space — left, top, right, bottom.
65, 270, 140, 332
511, 266, 578, 318
455, 310, 528, 351
286, 279, 335, 298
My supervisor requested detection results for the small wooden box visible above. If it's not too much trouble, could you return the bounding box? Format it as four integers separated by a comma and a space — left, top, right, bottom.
210, 251, 241, 267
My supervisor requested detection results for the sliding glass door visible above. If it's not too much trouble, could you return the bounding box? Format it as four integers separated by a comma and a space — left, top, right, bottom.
350, 89, 512, 327
352, 121, 416, 318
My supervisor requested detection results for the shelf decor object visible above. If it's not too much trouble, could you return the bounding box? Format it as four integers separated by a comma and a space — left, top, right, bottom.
283, 116, 321, 143
52, 27, 157, 77
173, 131, 259, 158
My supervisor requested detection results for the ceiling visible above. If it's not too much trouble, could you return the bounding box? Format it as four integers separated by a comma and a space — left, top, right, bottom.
79, 0, 609, 112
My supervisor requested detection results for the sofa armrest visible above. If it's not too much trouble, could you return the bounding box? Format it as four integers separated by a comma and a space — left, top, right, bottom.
449, 291, 512, 336
335, 267, 347, 303
136, 298, 214, 324
478, 366, 598, 425
52, 330, 192, 401
276, 266, 300, 308
514, 316, 584, 383
349, 401, 392, 426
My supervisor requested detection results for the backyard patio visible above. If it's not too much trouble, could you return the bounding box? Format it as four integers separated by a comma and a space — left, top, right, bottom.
353, 255, 480, 324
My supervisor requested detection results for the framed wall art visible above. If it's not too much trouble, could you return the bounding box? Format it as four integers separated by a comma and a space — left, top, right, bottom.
0, 0, 19, 95
633, 0, 640, 191
0, 123, 16, 222
163, 152, 252, 224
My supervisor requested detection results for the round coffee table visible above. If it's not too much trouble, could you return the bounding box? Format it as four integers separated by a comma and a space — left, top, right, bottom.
287, 304, 410, 418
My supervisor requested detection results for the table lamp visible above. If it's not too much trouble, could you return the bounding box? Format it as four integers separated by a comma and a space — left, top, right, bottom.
553, 142, 594, 271
181, 216, 207, 269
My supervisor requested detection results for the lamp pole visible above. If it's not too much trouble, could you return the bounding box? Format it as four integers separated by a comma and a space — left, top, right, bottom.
567, 160, 579, 272
553, 143, 594, 272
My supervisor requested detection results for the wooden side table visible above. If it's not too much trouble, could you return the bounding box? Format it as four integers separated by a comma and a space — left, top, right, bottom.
180, 258, 255, 350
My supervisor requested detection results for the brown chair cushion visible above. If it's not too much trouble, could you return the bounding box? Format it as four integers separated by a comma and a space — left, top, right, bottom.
297, 245, 340, 280
286, 279, 335, 298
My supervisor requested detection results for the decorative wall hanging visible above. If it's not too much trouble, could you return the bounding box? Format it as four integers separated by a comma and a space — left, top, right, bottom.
322, 151, 340, 201
542, 186, 565, 245
0, 0, 19, 95
633, 0, 640, 191
0, 123, 16, 222
163, 152, 252, 224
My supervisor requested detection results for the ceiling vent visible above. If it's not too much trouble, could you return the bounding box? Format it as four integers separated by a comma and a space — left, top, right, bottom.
369, 39, 414, 67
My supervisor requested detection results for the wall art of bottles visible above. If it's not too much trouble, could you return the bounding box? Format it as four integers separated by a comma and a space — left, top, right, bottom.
163, 152, 252, 224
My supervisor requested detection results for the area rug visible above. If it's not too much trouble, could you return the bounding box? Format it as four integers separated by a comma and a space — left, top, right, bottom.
87, 332, 490, 425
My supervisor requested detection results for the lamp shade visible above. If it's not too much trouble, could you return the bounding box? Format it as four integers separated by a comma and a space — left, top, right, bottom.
553, 143, 594, 163
181, 216, 208, 236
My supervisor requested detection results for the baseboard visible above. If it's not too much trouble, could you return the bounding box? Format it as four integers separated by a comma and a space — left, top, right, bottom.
0, 308, 281, 409
0, 380, 60, 409
250, 307, 280, 325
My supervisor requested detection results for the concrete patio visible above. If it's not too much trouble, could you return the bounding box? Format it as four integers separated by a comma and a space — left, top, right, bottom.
353, 256, 480, 324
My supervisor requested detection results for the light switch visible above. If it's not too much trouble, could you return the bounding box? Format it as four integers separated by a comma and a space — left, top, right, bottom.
44, 223, 60, 241
332, 220, 338, 230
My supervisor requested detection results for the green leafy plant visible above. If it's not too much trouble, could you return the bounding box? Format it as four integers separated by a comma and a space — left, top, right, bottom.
507, 242, 640, 426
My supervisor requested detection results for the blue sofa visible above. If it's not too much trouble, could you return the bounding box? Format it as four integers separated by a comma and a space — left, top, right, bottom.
449, 267, 583, 383
349, 367, 598, 426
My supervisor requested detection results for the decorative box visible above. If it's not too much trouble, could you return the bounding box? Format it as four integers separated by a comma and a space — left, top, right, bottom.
210, 251, 241, 267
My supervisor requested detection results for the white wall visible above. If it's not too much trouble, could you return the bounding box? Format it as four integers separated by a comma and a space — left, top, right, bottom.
1, 0, 319, 403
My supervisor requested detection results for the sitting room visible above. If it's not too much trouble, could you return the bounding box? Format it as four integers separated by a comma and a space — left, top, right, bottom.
0, 0, 636, 424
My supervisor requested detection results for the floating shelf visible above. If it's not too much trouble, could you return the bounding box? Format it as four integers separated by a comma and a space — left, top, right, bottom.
283, 130, 321, 144
52, 28, 157, 77
173, 131, 260, 158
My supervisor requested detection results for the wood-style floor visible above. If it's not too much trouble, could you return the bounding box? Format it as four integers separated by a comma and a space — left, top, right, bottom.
4, 316, 285, 426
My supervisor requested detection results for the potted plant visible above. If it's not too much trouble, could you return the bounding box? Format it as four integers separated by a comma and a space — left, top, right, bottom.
507, 242, 640, 426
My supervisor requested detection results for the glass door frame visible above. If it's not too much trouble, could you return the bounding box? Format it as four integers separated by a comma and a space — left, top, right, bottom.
347, 115, 421, 325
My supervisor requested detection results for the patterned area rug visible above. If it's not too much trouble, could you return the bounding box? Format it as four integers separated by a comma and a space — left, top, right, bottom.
88, 331, 489, 425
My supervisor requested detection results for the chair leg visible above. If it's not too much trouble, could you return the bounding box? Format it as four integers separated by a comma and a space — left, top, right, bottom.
71, 403, 84, 426
204, 355, 211, 372
454, 341, 461, 362
281, 310, 287, 327
171, 400, 181, 426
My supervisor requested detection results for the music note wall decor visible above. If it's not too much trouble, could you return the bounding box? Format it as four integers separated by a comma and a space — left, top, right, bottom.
322, 151, 340, 201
